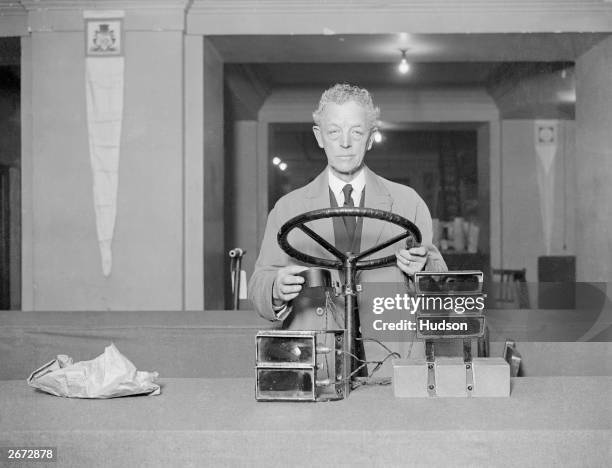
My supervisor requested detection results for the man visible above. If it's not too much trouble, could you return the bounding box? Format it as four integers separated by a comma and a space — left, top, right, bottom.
249, 84, 447, 355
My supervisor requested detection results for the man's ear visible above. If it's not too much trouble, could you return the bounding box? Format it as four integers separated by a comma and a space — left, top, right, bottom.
312, 125, 324, 148
366, 128, 377, 151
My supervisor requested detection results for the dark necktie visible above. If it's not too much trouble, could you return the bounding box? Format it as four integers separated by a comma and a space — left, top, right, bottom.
342, 184, 357, 238
341, 184, 366, 376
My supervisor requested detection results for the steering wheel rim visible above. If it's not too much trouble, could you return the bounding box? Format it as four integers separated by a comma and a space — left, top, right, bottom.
277, 207, 422, 270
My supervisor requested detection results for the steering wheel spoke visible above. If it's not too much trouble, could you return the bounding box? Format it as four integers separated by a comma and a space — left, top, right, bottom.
298, 224, 347, 262
354, 231, 412, 261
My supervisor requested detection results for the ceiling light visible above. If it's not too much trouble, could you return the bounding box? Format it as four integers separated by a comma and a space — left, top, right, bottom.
279, 162, 287, 171
272, 157, 281, 165
398, 49, 410, 74
373, 131, 382, 143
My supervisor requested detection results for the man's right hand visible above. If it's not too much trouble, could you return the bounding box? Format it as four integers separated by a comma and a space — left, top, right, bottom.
272, 265, 309, 306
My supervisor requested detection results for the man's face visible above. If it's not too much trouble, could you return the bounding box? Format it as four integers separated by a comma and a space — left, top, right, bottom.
313, 101, 375, 181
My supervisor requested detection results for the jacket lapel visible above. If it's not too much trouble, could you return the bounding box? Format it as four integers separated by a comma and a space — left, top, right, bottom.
303, 169, 335, 260
361, 166, 393, 252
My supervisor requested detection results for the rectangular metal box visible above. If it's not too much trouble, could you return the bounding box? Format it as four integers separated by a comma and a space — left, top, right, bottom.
393, 357, 510, 398
392, 359, 429, 398
435, 357, 469, 397
471, 358, 511, 397
414, 271, 484, 295
255, 330, 344, 401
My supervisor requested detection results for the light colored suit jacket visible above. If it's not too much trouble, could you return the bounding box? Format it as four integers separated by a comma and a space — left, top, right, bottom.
248, 166, 447, 330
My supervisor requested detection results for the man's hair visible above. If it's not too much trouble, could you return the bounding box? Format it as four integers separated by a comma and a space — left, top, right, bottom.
312, 83, 380, 129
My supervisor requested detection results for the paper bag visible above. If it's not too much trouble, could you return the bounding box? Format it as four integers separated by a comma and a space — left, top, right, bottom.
27, 343, 160, 398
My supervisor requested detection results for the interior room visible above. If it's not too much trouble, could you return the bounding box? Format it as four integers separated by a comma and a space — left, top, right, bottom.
0, 1, 611, 466
220, 33, 588, 310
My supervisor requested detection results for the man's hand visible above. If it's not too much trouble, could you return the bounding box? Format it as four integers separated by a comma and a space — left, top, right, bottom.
396, 246, 429, 276
272, 265, 309, 306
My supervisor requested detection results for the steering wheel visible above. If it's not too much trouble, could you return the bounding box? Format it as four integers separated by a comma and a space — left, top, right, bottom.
277, 207, 422, 270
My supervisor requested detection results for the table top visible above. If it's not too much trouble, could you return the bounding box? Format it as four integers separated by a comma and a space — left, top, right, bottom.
1, 376, 610, 432
1, 376, 611, 467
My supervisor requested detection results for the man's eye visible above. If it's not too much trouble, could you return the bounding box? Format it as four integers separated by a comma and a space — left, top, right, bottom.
352, 130, 364, 137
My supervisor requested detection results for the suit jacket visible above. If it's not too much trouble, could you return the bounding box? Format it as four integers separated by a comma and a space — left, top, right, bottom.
248, 166, 447, 330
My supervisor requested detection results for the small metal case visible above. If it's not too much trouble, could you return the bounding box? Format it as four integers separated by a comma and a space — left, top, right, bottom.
255, 330, 345, 402
393, 358, 510, 398
414, 270, 484, 296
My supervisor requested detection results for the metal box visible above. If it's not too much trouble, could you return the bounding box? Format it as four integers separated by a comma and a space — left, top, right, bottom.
393, 357, 510, 398
435, 357, 469, 397
471, 358, 511, 397
255, 330, 345, 401
414, 270, 484, 296
392, 359, 429, 398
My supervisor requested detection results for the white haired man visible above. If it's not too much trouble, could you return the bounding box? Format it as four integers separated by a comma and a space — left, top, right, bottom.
249, 84, 447, 366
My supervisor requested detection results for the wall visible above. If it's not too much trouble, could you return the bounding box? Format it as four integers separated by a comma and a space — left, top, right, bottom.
575, 36, 612, 282
22, 13, 185, 310
500, 120, 575, 281
489, 65, 575, 119
203, 39, 225, 309
227, 121, 259, 281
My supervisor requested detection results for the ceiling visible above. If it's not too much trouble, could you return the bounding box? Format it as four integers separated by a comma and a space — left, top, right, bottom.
211, 33, 609, 63
218, 33, 607, 119
229, 62, 571, 89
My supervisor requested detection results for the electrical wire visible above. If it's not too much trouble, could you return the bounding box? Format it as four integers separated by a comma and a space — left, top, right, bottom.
336, 338, 402, 388
319, 291, 406, 389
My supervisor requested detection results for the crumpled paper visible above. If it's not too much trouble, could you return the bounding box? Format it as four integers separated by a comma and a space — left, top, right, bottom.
27, 343, 160, 398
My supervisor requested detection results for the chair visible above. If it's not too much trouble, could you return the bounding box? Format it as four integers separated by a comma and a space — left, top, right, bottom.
492, 268, 530, 308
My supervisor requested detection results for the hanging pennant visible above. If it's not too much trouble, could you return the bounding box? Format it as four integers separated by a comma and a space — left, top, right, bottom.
534, 121, 558, 256
84, 11, 125, 276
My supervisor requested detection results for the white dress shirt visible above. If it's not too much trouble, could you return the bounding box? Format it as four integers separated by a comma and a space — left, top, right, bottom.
328, 167, 365, 206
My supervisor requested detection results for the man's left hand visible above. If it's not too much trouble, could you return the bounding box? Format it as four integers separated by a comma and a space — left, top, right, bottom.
396, 246, 428, 276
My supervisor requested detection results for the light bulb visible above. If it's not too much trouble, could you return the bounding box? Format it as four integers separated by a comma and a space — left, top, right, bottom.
279, 162, 287, 171
398, 58, 410, 74
272, 157, 281, 165
374, 131, 382, 143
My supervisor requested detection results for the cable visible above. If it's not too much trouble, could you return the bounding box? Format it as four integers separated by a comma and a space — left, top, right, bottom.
336, 339, 402, 388
357, 337, 402, 359
340, 349, 368, 364
319, 294, 405, 389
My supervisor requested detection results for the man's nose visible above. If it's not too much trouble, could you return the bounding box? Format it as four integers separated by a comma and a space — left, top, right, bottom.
340, 132, 352, 148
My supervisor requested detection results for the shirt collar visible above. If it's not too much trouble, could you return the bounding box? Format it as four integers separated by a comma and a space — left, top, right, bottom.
328, 167, 366, 205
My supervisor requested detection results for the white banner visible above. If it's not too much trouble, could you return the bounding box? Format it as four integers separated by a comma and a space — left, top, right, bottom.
86, 57, 124, 276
